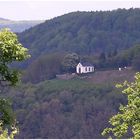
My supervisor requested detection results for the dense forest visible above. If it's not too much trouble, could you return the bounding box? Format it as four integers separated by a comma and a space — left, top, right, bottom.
2, 67, 136, 138
17, 8, 140, 81
3, 78, 127, 138
19, 8, 140, 60
1, 8, 140, 138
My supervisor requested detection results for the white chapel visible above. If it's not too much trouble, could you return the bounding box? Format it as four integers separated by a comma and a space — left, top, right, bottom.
76, 62, 94, 74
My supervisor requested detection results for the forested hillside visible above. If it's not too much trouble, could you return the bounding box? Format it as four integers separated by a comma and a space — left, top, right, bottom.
19, 8, 140, 60
0, 18, 44, 32
3, 74, 130, 138
15, 8, 140, 83
2, 8, 140, 138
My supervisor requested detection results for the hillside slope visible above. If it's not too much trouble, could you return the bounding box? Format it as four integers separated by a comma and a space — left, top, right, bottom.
5, 68, 136, 138
19, 8, 140, 60
86, 67, 135, 84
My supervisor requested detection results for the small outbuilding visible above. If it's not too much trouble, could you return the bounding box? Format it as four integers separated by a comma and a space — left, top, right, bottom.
76, 62, 94, 74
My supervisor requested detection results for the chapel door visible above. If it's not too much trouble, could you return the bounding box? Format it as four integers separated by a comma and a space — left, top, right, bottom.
79, 68, 81, 73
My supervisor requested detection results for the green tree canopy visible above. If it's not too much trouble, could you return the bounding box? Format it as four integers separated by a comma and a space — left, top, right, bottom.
102, 72, 140, 139
0, 28, 30, 86
62, 53, 80, 73
0, 28, 30, 138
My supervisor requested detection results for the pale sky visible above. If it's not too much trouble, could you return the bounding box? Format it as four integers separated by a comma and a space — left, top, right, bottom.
0, 0, 140, 20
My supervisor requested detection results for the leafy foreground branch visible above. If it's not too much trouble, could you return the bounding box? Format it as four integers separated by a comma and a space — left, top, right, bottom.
102, 72, 140, 139
0, 28, 30, 138
0, 117, 18, 139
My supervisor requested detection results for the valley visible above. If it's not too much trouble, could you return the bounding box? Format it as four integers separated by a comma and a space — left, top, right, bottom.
0, 18, 44, 32
0, 8, 140, 138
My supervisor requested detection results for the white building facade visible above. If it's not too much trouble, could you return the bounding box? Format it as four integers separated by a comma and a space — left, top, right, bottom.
76, 62, 94, 74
